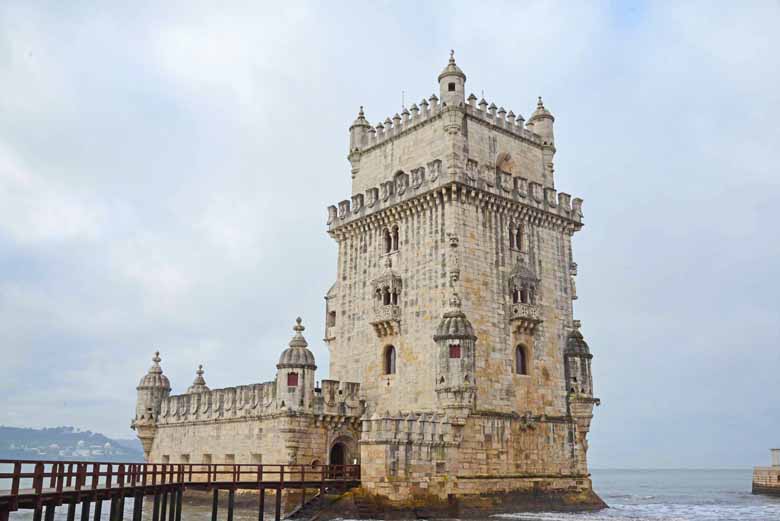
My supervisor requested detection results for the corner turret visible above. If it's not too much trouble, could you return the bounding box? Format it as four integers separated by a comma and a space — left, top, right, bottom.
438, 50, 466, 107
348, 106, 371, 179
131, 351, 171, 459
527, 96, 554, 143
276, 318, 317, 412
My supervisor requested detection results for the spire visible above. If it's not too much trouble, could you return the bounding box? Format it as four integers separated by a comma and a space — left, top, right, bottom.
187, 364, 209, 394
350, 105, 370, 129
278, 317, 316, 369
289, 317, 308, 348
150, 351, 162, 374
529, 95, 554, 122
438, 49, 466, 82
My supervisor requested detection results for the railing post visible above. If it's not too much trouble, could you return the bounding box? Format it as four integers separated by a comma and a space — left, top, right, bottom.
175, 487, 183, 521
91, 463, 99, 490
320, 464, 325, 504
79, 498, 90, 521
227, 488, 235, 521
160, 489, 168, 521
44, 503, 56, 521
258, 485, 265, 521
211, 488, 219, 521
92, 496, 102, 521
132, 491, 144, 521
301, 465, 306, 509
66, 498, 77, 521
152, 491, 161, 521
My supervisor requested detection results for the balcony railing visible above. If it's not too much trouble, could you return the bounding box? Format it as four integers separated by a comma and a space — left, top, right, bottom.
509, 302, 542, 332
369, 305, 401, 337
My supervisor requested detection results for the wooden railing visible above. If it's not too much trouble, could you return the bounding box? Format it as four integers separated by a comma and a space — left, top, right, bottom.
0, 459, 360, 521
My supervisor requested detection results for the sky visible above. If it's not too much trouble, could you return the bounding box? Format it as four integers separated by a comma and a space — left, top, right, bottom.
1, 1, 778, 469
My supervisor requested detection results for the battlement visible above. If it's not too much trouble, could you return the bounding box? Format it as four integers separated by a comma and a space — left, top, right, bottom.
462, 94, 545, 145
155, 379, 363, 426
327, 158, 583, 233
352, 94, 544, 156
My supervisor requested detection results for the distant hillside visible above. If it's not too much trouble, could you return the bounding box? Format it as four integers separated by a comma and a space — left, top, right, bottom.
0, 426, 144, 462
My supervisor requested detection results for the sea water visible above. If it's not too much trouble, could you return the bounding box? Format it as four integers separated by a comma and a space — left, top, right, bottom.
497, 469, 780, 521
5, 468, 780, 520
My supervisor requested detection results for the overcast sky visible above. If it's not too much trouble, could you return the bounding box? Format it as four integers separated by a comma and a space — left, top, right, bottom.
1, 1, 778, 468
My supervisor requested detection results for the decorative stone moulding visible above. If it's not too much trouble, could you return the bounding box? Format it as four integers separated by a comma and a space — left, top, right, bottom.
327, 157, 585, 235
509, 303, 542, 333
370, 305, 401, 337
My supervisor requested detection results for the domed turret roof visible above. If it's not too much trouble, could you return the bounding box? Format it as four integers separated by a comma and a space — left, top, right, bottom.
438, 50, 466, 82
434, 293, 476, 340
137, 351, 171, 390
529, 96, 554, 123
566, 324, 591, 355
277, 318, 316, 369
350, 106, 370, 129
187, 364, 209, 394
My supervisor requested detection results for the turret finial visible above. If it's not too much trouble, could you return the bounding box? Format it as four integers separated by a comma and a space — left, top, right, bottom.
153, 351, 161, 364
196, 364, 204, 376
294, 317, 304, 333
449, 49, 455, 63
537, 96, 544, 109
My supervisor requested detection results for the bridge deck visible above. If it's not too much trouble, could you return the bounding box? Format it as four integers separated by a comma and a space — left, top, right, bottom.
0, 459, 360, 520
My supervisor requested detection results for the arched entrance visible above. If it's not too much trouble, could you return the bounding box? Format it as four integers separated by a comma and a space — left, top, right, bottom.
329, 442, 346, 466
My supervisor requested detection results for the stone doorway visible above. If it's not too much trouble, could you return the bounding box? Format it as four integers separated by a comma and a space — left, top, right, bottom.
329, 442, 346, 466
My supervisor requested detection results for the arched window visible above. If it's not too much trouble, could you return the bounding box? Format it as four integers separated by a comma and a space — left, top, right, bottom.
509, 225, 516, 249
384, 228, 392, 254
391, 226, 399, 252
449, 343, 461, 359
515, 345, 528, 375
520, 287, 529, 304
391, 290, 398, 305
287, 372, 299, 386
383, 287, 391, 305
515, 225, 524, 251
384, 345, 396, 375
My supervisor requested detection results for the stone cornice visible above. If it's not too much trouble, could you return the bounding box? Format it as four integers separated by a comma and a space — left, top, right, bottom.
329, 180, 583, 240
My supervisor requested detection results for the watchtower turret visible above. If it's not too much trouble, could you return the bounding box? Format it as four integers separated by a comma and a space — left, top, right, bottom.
434, 234, 476, 418
131, 351, 171, 459
438, 50, 466, 107
276, 318, 317, 412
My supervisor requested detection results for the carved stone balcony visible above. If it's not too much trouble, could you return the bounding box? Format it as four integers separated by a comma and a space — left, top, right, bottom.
370, 305, 401, 337
509, 302, 542, 333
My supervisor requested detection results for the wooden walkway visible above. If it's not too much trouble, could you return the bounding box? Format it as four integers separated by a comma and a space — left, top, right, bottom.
0, 459, 360, 521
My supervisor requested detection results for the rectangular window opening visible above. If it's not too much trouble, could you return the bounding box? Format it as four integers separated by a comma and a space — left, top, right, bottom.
449, 344, 461, 359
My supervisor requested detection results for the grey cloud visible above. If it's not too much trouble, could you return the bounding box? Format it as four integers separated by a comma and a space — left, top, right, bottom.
0, 1, 777, 468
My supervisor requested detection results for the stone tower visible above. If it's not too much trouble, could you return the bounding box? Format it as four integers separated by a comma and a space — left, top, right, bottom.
325, 53, 602, 506
131, 352, 171, 459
